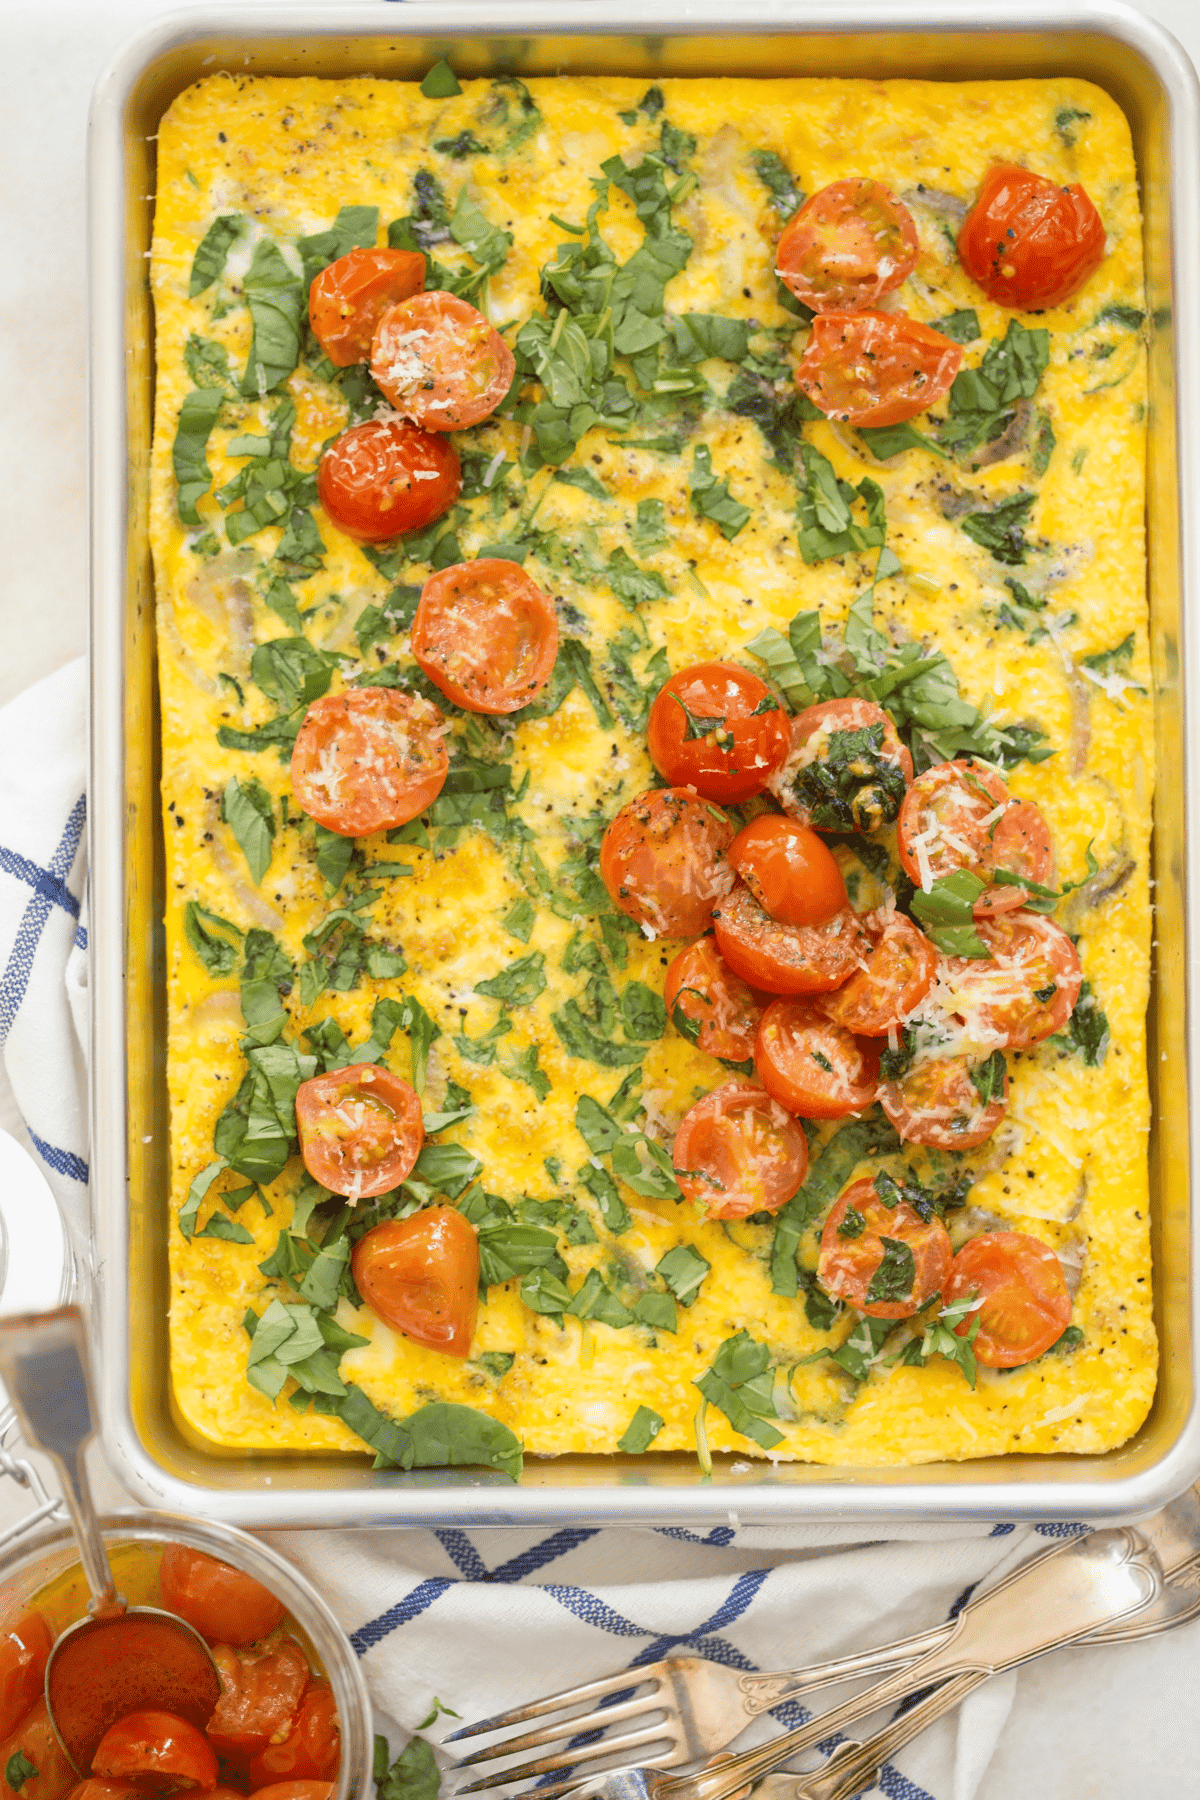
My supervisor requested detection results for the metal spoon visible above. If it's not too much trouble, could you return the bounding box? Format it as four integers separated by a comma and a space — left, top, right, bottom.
0, 1306, 221, 1774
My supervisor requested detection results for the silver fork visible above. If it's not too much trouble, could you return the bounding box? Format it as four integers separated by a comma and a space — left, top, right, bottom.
450, 1518, 1165, 1796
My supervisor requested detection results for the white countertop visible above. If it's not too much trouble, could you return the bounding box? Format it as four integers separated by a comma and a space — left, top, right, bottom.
1, 3, 1196, 1792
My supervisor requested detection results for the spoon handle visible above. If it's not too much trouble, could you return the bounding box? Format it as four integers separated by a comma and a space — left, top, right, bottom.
0, 1306, 119, 1610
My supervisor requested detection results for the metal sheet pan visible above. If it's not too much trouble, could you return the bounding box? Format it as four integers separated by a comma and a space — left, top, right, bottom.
89, 0, 1200, 1526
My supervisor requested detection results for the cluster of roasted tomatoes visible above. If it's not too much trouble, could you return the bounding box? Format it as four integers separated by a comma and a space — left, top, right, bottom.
0, 1547, 338, 1800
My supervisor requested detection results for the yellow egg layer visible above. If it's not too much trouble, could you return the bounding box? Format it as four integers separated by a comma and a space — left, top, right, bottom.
150, 71, 1154, 1467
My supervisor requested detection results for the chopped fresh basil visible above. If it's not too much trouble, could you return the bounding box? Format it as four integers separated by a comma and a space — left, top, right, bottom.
450, 190, 514, 273
830, 1314, 892, 1382
769, 1111, 901, 1295
864, 1235, 916, 1305
189, 213, 244, 297
552, 1002, 644, 1066
173, 386, 224, 525
611, 1133, 681, 1199
332, 1387, 522, 1479
184, 901, 243, 976
297, 204, 378, 287
239, 238, 305, 397
932, 309, 981, 345
796, 443, 886, 563
499, 1041, 552, 1101
689, 444, 751, 539
520, 1261, 573, 1317
961, 490, 1037, 565
476, 951, 547, 1008
399, 994, 441, 1093
1052, 979, 1110, 1066
618, 1404, 665, 1452
969, 1049, 1008, 1107
567, 1268, 633, 1327
185, 333, 233, 391
750, 150, 803, 215
376, 1735, 440, 1800
670, 314, 750, 364
939, 321, 1050, 460
477, 1220, 561, 1286
1031, 411, 1056, 476
1055, 106, 1091, 145
421, 59, 462, 98
554, 466, 609, 501
473, 1351, 515, 1379
1094, 303, 1145, 332
221, 776, 274, 884
694, 1331, 784, 1450
197, 1212, 256, 1245
656, 1242, 710, 1306
909, 1297, 983, 1387
788, 723, 908, 833
251, 636, 340, 712
606, 548, 671, 609
6, 1753, 37, 1793
1047, 1324, 1086, 1356
910, 869, 990, 957
838, 1205, 867, 1240
502, 898, 537, 943
858, 420, 948, 462
179, 1158, 227, 1240
632, 498, 669, 553
1080, 632, 1135, 675
620, 981, 667, 1040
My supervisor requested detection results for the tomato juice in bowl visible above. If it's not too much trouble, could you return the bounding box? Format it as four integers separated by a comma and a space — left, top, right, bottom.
0, 1517, 370, 1800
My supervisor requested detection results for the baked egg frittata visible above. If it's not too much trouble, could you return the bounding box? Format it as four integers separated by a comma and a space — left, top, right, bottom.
150, 70, 1155, 1472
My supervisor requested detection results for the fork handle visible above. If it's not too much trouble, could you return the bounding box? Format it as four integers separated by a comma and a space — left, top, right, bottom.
735, 1620, 955, 1713
765, 1669, 987, 1800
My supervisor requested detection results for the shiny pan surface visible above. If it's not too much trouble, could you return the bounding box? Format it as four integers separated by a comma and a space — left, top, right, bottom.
89, 0, 1200, 1525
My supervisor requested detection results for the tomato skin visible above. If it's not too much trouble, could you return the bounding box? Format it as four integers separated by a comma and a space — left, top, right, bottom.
776, 179, 918, 313
246, 1692, 339, 1790
206, 1642, 310, 1760
796, 310, 963, 427
754, 999, 879, 1119
727, 815, 847, 928
958, 164, 1106, 310
599, 788, 736, 939
818, 1177, 952, 1320
290, 686, 449, 838
371, 291, 515, 430
1, 1700, 77, 1800
308, 248, 426, 367
945, 1231, 1072, 1368
879, 1053, 1008, 1150
820, 912, 937, 1037
0, 1611, 52, 1740
713, 881, 874, 996
943, 912, 1082, 1050
646, 664, 791, 803
672, 1080, 809, 1219
249, 1787, 333, 1800
317, 421, 460, 545
296, 1064, 423, 1199
663, 937, 765, 1064
65, 1784, 146, 1800
412, 560, 558, 714
768, 698, 913, 833
351, 1207, 479, 1357
896, 760, 1052, 914
92, 1712, 218, 1794
159, 1548, 285, 1650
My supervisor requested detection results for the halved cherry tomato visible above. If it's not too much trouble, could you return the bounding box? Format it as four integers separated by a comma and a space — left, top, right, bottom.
599, 788, 736, 939
296, 1064, 423, 1199
351, 1206, 479, 1356
65, 1784, 147, 1800
768, 698, 913, 832
879, 1052, 1008, 1150
317, 420, 460, 544
290, 686, 449, 837
818, 1177, 952, 1320
646, 664, 791, 803
820, 912, 937, 1037
896, 760, 1052, 915
1, 1699, 77, 1800
713, 881, 874, 996
371, 292, 515, 431
250, 1787, 333, 1800
796, 310, 963, 427
159, 1548, 286, 1650
663, 937, 765, 1064
957, 164, 1106, 310
727, 815, 847, 929
246, 1691, 339, 1790
941, 911, 1081, 1050
754, 998, 879, 1119
309, 248, 426, 367
776, 179, 918, 313
672, 1080, 809, 1219
92, 1712, 218, 1794
945, 1231, 1072, 1368
0, 1610, 52, 1739
206, 1642, 309, 1760
412, 560, 558, 715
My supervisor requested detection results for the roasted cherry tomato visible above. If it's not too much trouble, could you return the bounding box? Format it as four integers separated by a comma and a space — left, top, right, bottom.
1, 1700, 77, 1800
820, 912, 938, 1037
672, 1080, 809, 1219
308, 248, 426, 367
158, 1548, 286, 1650
754, 998, 880, 1119
945, 1230, 1072, 1368
713, 881, 874, 996
942, 911, 1082, 1050
246, 1691, 339, 1790
599, 788, 736, 939
290, 686, 449, 837
768, 698, 913, 832
65, 1784, 147, 1800
646, 664, 791, 803
957, 164, 1106, 310
663, 937, 765, 1064
296, 1063, 424, 1200
879, 1052, 1008, 1150
351, 1206, 479, 1357
818, 1176, 952, 1320
896, 760, 1052, 915
727, 815, 848, 928
205, 1642, 309, 1760
317, 420, 460, 545
775, 179, 919, 312
249, 1787, 334, 1800
796, 310, 963, 427
0, 1610, 52, 1740
92, 1712, 218, 1794
371, 291, 515, 431
412, 560, 558, 715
